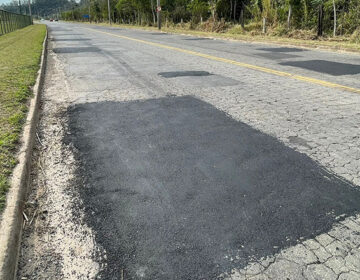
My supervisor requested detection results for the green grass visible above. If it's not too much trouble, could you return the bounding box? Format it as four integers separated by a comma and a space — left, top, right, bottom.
0, 24, 46, 211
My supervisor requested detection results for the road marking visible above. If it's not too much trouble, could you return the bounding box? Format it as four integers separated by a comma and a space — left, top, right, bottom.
84, 27, 360, 95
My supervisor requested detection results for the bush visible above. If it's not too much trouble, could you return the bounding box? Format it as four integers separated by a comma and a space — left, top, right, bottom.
350, 28, 360, 44
198, 18, 231, 33
269, 25, 289, 36
227, 25, 246, 35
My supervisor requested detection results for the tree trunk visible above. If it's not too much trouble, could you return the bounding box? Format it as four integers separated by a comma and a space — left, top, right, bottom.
240, 2, 244, 28
210, 0, 216, 21
230, 0, 233, 20
333, 0, 336, 37
287, 4, 292, 30
303, 0, 308, 26
317, 4, 323, 37
150, 0, 156, 25
234, 0, 237, 21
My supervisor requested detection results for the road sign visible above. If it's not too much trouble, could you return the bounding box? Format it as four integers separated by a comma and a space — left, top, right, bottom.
157, 6, 161, 12
83, 14, 90, 18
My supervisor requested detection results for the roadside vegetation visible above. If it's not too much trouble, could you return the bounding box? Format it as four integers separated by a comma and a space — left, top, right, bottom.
0, 24, 46, 210
58, 0, 360, 50
2, 0, 359, 50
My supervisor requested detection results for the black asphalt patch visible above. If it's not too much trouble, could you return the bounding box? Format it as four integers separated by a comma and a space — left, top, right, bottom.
51, 38, 91, 41
280, 60, 360, 76
257, 47, 305, 52
53, 47, 100, 54
50, 28, 70, 31
65, 96, 360, 280
158, 71, 212, 78
149, 32, 168, 35
288, 136, 312, 149
51, 33, 84, 36
255, 52, 300, 60
184, 37, 212, 41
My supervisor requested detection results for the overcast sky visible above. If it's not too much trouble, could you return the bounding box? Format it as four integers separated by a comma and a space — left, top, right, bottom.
0, 0, 11, 4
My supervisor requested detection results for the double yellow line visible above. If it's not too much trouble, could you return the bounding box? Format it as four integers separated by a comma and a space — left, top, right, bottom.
84, 27, 360, 95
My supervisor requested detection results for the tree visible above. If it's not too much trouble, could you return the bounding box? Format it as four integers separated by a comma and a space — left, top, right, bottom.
16, 0, 355, 37
188, 0, 208, 23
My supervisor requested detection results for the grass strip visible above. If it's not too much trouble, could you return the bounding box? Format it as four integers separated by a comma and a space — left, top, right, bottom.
0, 24, 46, 211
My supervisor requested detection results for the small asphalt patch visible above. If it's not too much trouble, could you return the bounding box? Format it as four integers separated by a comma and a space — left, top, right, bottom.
158, 71, 239, 87
158, 71, 212, 78
65, 96, 360, 279
50, 33, 84, 36
184, 38, 212, 41
149, 33, 169, 35
257, 47, 306, 52
255, 52, 300, 60
52, 47, 100, 54
51, 38, 92, 41
280, 60, 360, 76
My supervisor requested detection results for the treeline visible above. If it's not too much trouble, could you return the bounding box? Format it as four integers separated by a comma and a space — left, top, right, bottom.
0, 0, 73, 18
1, 0, 359, 37
61, 0, 360, 37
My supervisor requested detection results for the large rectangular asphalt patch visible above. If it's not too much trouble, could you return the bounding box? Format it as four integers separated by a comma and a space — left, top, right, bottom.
65, 96, 360, 280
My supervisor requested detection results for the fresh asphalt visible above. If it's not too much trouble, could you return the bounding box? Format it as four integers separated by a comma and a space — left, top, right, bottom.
48, 22, 360, 279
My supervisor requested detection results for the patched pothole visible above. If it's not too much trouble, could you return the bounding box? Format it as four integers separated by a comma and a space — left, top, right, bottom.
158, 71, 212, 78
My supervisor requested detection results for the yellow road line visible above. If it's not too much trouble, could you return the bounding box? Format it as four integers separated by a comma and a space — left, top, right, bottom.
84, 27, 360, 95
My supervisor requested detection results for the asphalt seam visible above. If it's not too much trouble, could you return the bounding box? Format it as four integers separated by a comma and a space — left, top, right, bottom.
83, 27, 360, 95
0, 27, 48, 280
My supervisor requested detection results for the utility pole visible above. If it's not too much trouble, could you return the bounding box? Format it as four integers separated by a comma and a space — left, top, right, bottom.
28, 0, 32, 17
107, 0, 111, 25
28, 0, 32, 23
157, 0, 161, 30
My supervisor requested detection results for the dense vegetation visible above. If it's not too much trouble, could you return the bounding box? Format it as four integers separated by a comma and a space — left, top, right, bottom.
2, 0, 359, 39
63, 0, 360, 39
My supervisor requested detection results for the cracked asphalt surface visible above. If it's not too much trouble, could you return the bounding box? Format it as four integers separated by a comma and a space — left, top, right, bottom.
18, 22, 360, 280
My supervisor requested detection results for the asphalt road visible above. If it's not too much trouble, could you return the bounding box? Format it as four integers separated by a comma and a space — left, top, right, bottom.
18, 22, 360, 280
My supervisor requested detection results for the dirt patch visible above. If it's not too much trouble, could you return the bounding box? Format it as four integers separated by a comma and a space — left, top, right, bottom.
17, 48, 105, 279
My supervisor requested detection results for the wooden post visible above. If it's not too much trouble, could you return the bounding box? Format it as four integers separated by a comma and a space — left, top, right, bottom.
287, 4, 292, 30
262, 17, 266, 34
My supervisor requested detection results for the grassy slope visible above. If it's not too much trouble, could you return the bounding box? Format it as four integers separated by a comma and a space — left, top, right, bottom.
0, 24, 46, 210
80, 21, 360, 53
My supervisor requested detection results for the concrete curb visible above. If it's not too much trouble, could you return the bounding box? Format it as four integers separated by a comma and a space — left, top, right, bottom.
0, 26, 48, 280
